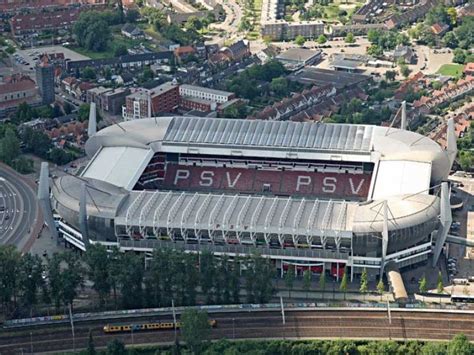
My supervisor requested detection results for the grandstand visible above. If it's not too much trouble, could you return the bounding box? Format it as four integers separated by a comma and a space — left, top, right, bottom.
43, 113, 457, 283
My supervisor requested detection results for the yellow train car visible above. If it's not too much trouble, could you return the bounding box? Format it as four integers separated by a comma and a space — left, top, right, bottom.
103, 320, 216, 333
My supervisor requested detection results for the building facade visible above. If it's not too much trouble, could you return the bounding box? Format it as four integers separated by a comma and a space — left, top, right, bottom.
36, 60, 55, 105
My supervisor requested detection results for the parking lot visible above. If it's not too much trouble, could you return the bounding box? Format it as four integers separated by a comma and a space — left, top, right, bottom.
14, 45, 90, 72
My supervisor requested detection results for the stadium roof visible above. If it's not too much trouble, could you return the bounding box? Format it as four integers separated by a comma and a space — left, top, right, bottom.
162, 116, 374, 152
53, 175, 440, 236
85, 116, 451, 185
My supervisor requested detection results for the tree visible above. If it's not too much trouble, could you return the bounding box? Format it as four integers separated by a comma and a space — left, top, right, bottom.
0, 246, 22, 316
303, 269, 311, 298
21, 128, 51, 159
345, 32, 355, 44
185, 16, 203, 31
360, 268, 368, 300
114, 44, 128, 57
319, 272, 326, 299
459, 151, 473, 172
85, 244, 111, 307
18, 254, 44, 315
447, 333, 474, 355
400, 64, 411, 78
0, 128, 20, 165
317, 34, 327, 44
180, 309, 211, 354
376, 278, 385, 301
385, 70, 397, 81
108, 247, 122, 309
443, 31, 458, 49
73, 11, 112, 51
81, 66, 96, 80
61, 253, 84, 310
446, 7, 457, 26
436, 271, 444, 294
106, 339, 126, 355
453, 48, 466, 64
49, 148, 73, 166
270, 77, 288, 96
86, 330, 96, 355
285, 265, 295, 298
63, 101, 73, 115
78, 104, 91, 122
418, 275, 428, 300
340, 269, 348, 300
295, 35, 305, 46
119, 253, 144, 309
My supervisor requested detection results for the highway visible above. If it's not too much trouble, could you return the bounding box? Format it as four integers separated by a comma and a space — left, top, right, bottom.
1, 310, 473, 353
0, 163, 41, 252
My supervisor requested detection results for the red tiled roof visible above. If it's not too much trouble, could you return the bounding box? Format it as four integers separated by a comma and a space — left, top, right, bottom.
10, 8, 83, 34
174, 46, 196, 56
0, 76, 36, 95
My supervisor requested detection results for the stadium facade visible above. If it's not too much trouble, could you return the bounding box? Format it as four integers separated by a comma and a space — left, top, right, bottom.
41, 111, 457, 282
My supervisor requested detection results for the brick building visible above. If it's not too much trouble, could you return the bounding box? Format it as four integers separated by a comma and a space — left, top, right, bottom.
10, 8, 83, 37
0, 74, 40, 118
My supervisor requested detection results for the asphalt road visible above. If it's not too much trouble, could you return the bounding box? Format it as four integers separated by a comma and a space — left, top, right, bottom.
0, 164, 40, 251
1, 310, 473, 353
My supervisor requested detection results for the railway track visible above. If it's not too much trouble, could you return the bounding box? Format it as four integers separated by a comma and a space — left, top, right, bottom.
1, 310, 473, 354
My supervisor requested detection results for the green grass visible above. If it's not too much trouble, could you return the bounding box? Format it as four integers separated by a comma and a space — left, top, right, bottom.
437, 64, 464, 78
69, 46, 113, 59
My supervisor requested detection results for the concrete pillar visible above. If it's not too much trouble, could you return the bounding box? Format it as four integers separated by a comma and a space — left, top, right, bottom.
79, 182, 90, 248
432, 182, 452, 267
37, 162, 59, 241
87, 102, 97, 136
446, 118, 457, 168
380, 200, 389, 277
400, 101, 407, 130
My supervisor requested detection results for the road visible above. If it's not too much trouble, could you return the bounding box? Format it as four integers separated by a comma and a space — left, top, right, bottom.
1, 310, 473, 353
0, 163, 41, 252
210, 0, 243, 42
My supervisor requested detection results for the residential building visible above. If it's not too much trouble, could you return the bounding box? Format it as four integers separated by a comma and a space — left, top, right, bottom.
391, 45, 415, 64
86, 86, 111, 107
0, 0, 105, 13
65, 52, 174, 72
123, 89, 150, 120
121, 23, 144, 39
260, 0, 324, 40
10, 7, 83, 37
179, 84, 234, 104
36, 58, 55, 105
464, 62, 474, 76
123, 82, 180, 120
431, 23, 450, 36
102, 88, 131, 115
385, 0, 437, 29
0, 74, 40, 118
330, 23, 386, 37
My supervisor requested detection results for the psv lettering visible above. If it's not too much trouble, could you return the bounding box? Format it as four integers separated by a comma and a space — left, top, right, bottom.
168, 167, 369, 198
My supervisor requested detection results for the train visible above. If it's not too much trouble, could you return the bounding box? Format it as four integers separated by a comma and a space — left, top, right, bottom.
103, 319, 217, 333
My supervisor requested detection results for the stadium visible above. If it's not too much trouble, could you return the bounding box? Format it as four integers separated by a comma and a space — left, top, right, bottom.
42, 110, 457, 288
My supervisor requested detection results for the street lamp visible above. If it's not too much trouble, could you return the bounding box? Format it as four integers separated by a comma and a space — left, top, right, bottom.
232, 318, 235, 339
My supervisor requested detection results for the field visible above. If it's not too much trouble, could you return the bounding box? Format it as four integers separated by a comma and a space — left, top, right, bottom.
437, 64, 464, 78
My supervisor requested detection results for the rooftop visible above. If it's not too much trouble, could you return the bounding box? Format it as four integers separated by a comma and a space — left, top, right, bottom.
276, 48, 322, 63
179, 84, 234, 97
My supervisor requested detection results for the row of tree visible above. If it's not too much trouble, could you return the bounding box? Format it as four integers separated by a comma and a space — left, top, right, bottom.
0, 244, 276, 318
91, 333, 474, 355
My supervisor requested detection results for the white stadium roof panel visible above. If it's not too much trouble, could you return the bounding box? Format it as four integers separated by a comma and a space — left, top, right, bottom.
371, 160, 432, 200
82, 147, 152, 190
162, 117, 374, 152
116, 190, 357, 238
